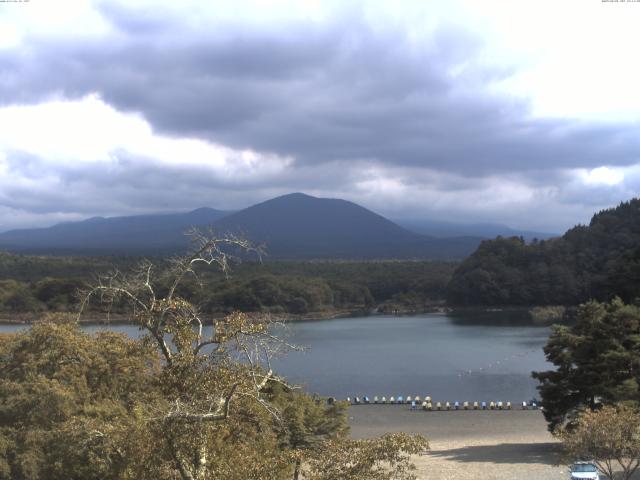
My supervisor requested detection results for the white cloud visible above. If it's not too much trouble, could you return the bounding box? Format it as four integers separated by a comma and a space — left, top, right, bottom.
582, 166, 625, 186
459, 0, 640, 121
0, 95, 291, 179
0, 0, 111, 48
6, 0, 640, 123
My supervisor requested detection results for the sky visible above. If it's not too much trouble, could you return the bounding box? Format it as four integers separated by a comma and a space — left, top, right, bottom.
1, 0, 639, 234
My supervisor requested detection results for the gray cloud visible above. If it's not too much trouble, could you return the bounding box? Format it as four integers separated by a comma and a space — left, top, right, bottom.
0, 149, 361, 219
2, 6, 638, 178
0, 145, 636, 233
1, 3, 639, 233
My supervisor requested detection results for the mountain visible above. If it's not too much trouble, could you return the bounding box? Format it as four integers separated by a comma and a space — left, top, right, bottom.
396, 219, 557, 241
210, 193, 481, 259
0, 208, 231, 254
0, 193, 482, 259
447, 198, 640, 306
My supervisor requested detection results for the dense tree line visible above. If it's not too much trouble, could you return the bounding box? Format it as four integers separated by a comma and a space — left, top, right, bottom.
0, 254, 456, 317
447, 199, 640, 306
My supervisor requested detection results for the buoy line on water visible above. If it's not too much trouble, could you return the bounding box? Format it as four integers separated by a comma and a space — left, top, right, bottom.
341, 347, 545, 408
455, 347, 541, 378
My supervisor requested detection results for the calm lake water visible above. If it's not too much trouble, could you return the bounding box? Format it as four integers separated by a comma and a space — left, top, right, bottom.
0, 312, 551, 403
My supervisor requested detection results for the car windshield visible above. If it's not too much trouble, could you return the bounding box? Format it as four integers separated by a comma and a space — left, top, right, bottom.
572, 464, 597, 472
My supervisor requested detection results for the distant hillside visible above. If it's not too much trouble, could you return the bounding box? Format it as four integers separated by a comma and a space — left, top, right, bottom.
0, 193, 482, 259
0, 208, 231, 254
396, 218, 557, 241
210, 193, 481, 259
447, 199, 640, 306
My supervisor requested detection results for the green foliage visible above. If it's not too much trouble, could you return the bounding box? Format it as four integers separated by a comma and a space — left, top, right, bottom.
0, 316, 295, 480
0, 252, 137, 282
528, 305, 566, 325
270, 384, 349, 450
305, 432, 429, 480
447, 199, 640, 306
0, 253, 456, 317
0, 314, 161, 479
33, 278, 85, 310
266, 383, 349, 479
533, 299, 640, 431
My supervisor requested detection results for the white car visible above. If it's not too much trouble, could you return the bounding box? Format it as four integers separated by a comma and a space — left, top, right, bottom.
569, 462, 600, 480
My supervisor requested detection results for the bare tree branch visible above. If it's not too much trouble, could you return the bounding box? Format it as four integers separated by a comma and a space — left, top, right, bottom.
76, 231, 290, 480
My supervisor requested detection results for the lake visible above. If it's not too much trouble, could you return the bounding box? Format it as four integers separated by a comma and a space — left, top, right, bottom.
0, 312, 551, 403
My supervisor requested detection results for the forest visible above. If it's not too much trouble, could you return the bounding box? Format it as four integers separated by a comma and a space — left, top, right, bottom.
447, 199, 640, 306
0, 253, 455, 319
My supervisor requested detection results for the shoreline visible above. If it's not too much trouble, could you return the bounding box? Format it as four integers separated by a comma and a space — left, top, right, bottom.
0, 304, 561, 326
0, 306, 452, 326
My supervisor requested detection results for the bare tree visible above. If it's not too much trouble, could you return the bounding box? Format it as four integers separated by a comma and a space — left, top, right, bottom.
79, 232, 292, 480
74, 231, 429, 480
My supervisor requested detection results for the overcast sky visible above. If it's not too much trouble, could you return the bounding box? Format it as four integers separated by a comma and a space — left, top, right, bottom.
1, 0, 639, 233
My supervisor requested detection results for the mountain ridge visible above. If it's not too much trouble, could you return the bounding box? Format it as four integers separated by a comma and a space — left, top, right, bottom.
0, 208, 232, 253
0, 193, 481, 259
395, 218, 557, 241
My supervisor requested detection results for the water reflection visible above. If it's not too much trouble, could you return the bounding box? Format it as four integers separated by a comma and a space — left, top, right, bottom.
448, 308, 534, 326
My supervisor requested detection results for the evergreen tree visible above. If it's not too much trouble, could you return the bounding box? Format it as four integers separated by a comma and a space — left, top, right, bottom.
533, 299, 640, 430
448, 198, 640, 306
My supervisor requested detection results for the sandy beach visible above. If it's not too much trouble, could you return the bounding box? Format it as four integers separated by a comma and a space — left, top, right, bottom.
349, 405, 566, 480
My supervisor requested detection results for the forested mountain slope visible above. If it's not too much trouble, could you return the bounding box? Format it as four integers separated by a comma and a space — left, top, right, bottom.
447, 199, 640, 306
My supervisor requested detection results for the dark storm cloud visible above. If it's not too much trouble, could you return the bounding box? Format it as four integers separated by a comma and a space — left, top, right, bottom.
2, 5, 638, 177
